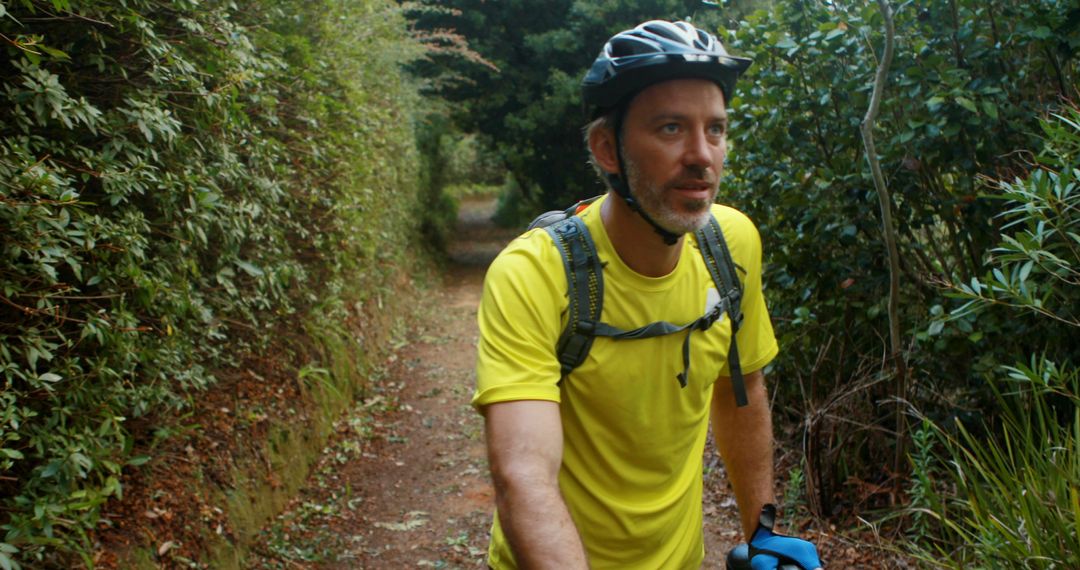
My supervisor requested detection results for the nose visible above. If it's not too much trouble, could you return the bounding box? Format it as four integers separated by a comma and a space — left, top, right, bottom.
682, 127, 716, 170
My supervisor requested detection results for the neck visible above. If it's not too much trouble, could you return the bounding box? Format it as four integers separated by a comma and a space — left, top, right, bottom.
600, 191, 684, 277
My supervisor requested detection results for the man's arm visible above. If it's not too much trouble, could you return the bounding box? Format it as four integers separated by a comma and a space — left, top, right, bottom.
711, 369, 775, 539
483, 400, 588, 569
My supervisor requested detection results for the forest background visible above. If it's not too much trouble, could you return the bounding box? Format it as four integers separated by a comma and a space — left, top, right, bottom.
1, 0, 1077, 568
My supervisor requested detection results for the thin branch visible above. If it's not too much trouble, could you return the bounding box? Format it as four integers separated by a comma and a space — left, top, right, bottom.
0, 294, 88, 325
860, 0, 907, 494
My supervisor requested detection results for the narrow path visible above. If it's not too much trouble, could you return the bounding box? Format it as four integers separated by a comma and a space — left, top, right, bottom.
247, 196, 513, 569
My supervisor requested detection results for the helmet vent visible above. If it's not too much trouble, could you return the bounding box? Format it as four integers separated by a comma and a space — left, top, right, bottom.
581, 19, 752, 117
609, 36, 663, 57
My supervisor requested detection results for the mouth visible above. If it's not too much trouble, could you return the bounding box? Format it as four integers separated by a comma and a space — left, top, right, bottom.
668, 180, 715, 199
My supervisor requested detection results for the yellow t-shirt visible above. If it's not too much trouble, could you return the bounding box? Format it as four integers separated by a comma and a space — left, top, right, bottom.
472, 195, 778, 569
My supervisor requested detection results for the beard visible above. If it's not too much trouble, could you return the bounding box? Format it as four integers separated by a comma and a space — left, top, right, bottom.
623, 154, 717, 235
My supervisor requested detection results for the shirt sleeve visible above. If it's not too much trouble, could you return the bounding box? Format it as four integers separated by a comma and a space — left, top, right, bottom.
471, 231, 567, 409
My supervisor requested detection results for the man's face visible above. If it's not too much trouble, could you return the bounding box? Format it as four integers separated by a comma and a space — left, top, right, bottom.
620, 78, 728, 234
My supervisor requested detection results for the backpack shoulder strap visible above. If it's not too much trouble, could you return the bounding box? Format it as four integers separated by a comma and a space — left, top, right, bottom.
696, 215, 749, 407
543, 215, 603, 378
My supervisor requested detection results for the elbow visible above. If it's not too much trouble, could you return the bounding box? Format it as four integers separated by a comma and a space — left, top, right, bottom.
491, 460, 560, 500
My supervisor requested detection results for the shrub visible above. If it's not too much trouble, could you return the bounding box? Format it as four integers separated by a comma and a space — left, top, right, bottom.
907, 106, 1079, 567
725, 0, 1078, 516
0, 0, 428, 565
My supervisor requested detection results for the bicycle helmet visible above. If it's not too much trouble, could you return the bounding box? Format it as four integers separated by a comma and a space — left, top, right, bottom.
581, 21, 752, 245
583, 20, 752, 119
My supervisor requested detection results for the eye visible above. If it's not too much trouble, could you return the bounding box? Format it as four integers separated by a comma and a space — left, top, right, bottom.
660, 123, 680, 135
708, 123, 727, 137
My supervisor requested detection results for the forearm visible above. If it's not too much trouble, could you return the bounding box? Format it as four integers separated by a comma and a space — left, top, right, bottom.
712, 370, 776, 538
494, 477, 588, 568
484, 400, 588, 568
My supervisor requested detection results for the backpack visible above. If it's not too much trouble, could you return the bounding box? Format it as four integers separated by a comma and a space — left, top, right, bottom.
528, 197, 749, 407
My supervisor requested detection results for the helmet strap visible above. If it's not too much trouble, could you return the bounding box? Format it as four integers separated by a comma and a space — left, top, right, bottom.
609, 107, 681, 247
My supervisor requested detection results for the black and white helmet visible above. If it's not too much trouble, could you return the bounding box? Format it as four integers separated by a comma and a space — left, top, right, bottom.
582, 20, 752, 118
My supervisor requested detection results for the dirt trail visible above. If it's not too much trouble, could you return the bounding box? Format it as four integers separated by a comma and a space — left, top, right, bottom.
246, 196, 512, 569
247, 196, 883, 569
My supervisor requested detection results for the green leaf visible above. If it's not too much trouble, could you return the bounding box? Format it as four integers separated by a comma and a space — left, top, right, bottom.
41, 461, 60, 479
928, 320, 944, 336
70, 452, 92, 472
956, 96, 978, 114
127, 455, 151, 466
38, 373, 62, 383
0, 449, 24, 460
1018, 260, 1033, 282
926, 96, 945, 110
982, 101, 999, 120
38, 46, 70, 61
235, 260, 264, 276
775, 37, 798, 50
825, 27, 846, 41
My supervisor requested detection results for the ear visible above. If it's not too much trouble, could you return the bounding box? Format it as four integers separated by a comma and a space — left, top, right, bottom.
588, 124, 620, 176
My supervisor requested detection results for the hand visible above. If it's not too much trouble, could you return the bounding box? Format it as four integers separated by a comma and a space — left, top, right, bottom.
747, 505, 822, 570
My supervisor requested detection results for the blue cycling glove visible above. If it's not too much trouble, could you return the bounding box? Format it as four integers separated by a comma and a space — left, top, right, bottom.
748, 504, 822, 570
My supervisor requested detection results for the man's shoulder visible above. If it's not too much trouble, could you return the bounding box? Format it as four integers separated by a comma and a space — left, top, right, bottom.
708, 203, 758, 236
703, 204, 764, 271
485, 226, 563, 290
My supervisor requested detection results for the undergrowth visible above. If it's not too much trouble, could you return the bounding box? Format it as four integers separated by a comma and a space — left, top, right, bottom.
0, 0, 436, 566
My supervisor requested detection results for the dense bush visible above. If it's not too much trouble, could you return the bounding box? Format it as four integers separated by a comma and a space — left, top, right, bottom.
0, 0, 429, 565
725, 0, 1078, 516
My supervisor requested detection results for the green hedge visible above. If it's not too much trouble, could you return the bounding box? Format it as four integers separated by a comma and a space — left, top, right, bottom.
0, 0, 428, 565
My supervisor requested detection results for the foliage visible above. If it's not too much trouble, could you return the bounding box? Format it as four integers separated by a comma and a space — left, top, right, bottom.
416, 112, 461, 254
409, 0, 732, 218
949, 109, 1080, 331
724, 0, 1079, 516
909, 358, 1079, 568
905, 418, 941, 543
902, 105, 1079, 567
0, 0, 429, 565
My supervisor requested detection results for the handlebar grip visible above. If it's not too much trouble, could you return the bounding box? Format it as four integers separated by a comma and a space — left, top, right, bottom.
725, 544, 803, 570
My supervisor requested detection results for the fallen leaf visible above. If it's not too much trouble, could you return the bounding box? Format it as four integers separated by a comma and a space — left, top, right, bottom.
373, 511, 429, 532
157, 540, 176, 556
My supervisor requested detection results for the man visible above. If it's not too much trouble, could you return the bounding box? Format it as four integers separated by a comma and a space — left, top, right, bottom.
471, 20, 823, 570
